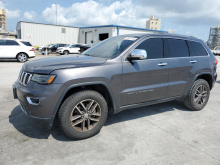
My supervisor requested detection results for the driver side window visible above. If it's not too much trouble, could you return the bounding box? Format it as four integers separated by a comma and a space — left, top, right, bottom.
136, 38, 164, 59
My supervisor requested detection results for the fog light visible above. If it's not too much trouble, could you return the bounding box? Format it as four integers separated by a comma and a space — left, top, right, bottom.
27, 97, 40, 105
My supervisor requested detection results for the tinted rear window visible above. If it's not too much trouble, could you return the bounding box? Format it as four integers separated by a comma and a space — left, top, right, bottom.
187, 41, 207, 56
21, 41, 32, 46
136, 38, 164, 59
0, 40, 5, 45
168, 39, 189, 57
5, 40, 19, 46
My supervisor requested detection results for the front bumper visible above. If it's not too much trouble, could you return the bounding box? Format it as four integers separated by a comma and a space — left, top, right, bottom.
57, 50, 63, 54
13, 81, 63, 120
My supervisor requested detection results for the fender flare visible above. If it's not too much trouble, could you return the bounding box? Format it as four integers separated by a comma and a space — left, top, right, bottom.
49, 81, 116, 127
190, 72, 213, 90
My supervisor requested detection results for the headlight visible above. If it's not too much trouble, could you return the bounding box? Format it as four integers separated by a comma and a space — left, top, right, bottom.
31, 74, 56, 84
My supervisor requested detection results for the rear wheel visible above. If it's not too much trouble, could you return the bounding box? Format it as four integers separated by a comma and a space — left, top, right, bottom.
17, 53, 28, 62
64, 50, 69, 55
58, 90, 108, 139
183, 79, 210, 111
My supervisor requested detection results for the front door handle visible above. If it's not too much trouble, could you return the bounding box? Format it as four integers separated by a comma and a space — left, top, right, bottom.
190, 60, 197, 63
158, 62, 167, 66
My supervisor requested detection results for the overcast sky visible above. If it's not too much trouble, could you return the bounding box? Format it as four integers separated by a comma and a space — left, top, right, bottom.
1, 0, 220, 41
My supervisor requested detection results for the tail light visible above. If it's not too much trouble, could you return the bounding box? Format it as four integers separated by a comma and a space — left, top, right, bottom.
215, 59, 218, 65
29, 48, 34, 51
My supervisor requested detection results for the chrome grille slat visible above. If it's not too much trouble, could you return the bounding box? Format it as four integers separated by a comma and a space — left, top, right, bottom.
18, 70, 32, 86
23, 73, 28, 85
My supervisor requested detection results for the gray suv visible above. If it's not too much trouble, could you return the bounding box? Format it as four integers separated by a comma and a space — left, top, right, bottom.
13, 33, 218, 139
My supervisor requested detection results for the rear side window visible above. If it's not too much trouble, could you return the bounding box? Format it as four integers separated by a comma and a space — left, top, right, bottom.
187, 41, 207, 56
168, 39, 189, 57
0, 40, 5, 46
21, 41, 32, 46
5, 40, 19, 46
136, 38, 163, 59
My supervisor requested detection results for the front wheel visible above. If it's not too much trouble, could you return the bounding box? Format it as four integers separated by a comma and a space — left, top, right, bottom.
17, 53, 28, 62
183, 79, 210, 111
64, 50, 69, 55
58, 90, 108, 140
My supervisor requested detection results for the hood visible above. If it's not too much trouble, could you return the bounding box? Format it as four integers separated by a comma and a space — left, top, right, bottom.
22, 54, 107, 74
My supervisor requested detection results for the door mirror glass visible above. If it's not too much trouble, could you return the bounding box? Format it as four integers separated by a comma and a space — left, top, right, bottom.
127, 49, 147, 61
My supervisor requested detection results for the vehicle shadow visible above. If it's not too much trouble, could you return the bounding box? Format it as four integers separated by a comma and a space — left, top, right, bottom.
0, 59, 20, 62
216, 80, 220, 84
9, 101, 191, 141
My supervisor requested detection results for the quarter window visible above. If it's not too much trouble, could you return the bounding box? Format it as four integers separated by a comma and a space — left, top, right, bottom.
0, 40, 5, 46
21, 41, 32, 46
5, 40, 19, 46
187, 41, 208, 56
168, 39, 189, 57
136, 38, 164, 59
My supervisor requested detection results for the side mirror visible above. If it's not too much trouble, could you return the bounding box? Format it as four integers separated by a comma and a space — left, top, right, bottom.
127, 49, 147, 61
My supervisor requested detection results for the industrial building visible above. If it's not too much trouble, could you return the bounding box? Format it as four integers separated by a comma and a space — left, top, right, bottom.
79, 25, 166, 45
207, 25, 220, 50
16, 21, 166, 46
0, 9, 7, 32
146, 15, 161, 30
16, 22, 79, 46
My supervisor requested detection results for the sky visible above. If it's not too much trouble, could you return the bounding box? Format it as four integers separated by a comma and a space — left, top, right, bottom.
1, 0, 220, 41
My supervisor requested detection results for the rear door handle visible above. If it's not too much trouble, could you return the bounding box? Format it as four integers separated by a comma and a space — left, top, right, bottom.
190, 60, 197, 63
158, 62, 167, 66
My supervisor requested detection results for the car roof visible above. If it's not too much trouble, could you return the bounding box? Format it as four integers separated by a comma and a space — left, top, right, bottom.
118, 33, 200, 42
0, 38, 30, 42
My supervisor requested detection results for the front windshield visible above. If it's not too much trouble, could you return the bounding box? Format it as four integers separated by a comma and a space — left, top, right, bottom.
82, 35, 140, 59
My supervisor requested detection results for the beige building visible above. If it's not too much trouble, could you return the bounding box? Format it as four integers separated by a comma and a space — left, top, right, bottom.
0, 9, 7, 32
146, 15, 161, 30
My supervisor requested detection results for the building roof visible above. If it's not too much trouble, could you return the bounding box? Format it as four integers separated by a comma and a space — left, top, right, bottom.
17, 21, 79, 28
17, 22, 167, 33
80, 24, 167, 33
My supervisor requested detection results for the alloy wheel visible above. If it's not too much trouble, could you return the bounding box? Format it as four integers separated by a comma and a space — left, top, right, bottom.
18, 54, 27, 62
70, 99, 101, 132
194, 85, 208, 105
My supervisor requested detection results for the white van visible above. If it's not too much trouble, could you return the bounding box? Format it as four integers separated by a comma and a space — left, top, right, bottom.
0, 39, 35, 62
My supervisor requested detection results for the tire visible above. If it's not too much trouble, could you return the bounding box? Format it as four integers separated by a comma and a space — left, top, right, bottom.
17, 53, 28, 62
183, 79, 210, 111
58, 90, 108, 140
64, 50, 69, 55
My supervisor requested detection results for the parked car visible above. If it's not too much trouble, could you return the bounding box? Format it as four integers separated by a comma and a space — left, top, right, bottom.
13, 33, 218, 140
42, 43, 66, 54
37, 45, 45, 51
0, 39, 35, 62
79, 44, 91, 53
211, 49, 220, 56
57, 44, 82, 55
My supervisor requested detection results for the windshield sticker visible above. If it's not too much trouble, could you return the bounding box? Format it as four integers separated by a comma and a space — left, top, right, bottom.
123, 37, 137, 41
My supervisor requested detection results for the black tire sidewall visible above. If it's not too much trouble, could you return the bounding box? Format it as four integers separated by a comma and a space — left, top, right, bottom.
58, 90, 108, 139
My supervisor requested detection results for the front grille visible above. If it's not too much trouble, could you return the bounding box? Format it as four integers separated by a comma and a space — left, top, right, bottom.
18, 70, 32, 86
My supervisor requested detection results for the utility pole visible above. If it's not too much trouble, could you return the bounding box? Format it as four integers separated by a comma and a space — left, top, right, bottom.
162, 14, 166, 31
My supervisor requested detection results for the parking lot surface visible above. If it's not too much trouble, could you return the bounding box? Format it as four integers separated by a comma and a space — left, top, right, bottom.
0, 53, 220, 165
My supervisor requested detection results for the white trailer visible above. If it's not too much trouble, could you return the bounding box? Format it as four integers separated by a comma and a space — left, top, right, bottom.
16, 21, 79, 46
79, 25, 167, 46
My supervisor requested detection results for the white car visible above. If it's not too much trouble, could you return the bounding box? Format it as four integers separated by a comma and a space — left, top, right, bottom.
0, 39, 35, 62
57, 44, 81, 55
